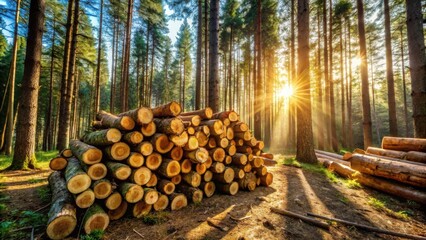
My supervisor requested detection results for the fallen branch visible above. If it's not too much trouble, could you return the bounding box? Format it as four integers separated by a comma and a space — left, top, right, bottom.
229, 214, 252, 221
207, 217, 229, 231
133, 228, 144, 238
307, 212, 426, 240
270, 207, 329, 230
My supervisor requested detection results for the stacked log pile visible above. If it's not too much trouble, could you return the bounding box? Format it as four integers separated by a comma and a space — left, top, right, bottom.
45, 102, 274, 239
315, 136, 426, 204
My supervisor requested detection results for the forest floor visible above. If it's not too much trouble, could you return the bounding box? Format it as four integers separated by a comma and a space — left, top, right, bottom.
0, 154, 425, 240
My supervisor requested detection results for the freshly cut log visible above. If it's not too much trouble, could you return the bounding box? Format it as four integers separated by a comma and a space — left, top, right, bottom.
195, 125, 210, 136
209, 148, 226, 162
104, 191, 122, 210
46, 172, 77, 240
212, 111, 239, 122
207, 138, 217, 149
222, 118, 231, 126
216, 182, 239, 195
130, 166, 152, 185
255, 141, 264, 150
185, 147, 209, 164
166, 146, 184, 161
183, 136, 199, 150
118, 107, 153, 125
236, 146, 252, 154
82, 203, 110, 234
326, 160, 426, 204
169, 193, 188, 210
187, 126, 195, 135
157, 179, 176, 195
195, 163, 207, 175
253, 166, 267, 177
169, 131, 189, 147
144, 188, 159, 204
200, 120, 224, 136
82, 128, 121, 146
75, 189, 95, 209
246, 154, 254, 161
251, 157, 264, 168
195, 131, 208, 147
226, 127, 234, 140
210, 162, 225, 173
106, 162, 131, 180
315, 149, 344, 160
157, 159, 181, 178
204, 157, 213, 168
104, 142, 131, 161
171, 174, 182, 185
181, 159, 192, 173
119, 183, 144, 203
260, 172, 273, 186
238, 172, 257, 191
132, 201, 152, 218
182, 171, 202, 187
200, 181, 215, 197
108, 201, 128, 220
215, 137, 229, 148
178, 115, 201, 126
235, 138, 244, 146
65, 158, 91, 194
50, 156, 68, 171
252, 149, 261, 156
146, 173, 158, 187
349, 154, 426, 187
225, 145, 236, 156
261, 152, 274, 159
126, 152, 144, 168
405, 151, 426, 163
123, 131, 144, 145
213, 167, 235, 183
225, 155, 233, 165
153, 193, 169, 211
141, 121, 156, 137
234, 131, 251, 141
176, 184, 203, 203
244, 138, 256, 147
262, 157, 277, 166
203, 170, 213, 182
96, 110, 135, 130
231, 167, 245, 179
70, 140, 102, 165
180, 107, 213, 119
153, 118, 185, 135
60, 148, 73, 158
232, 122, 248, 132
145, 153, 162, 170
151, 133, 174, 154
232, 153, 247, 166
382, 136, 426, 152
82, 163, 107, 180
316, 152, 351, 166
243, 164, 252, 173
151, 101, 182, 117
92, 179, 112, 199
135, 141, 153, 156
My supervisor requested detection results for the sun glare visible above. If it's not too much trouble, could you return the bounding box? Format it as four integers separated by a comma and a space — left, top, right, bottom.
278, 85, 294, 98
352, 57, 362, 67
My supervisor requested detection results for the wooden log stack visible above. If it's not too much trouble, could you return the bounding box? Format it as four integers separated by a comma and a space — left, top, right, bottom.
45, 102, 274, 239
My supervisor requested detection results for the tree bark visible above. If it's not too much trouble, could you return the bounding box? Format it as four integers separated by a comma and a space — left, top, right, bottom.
253, 0, 262, 140
94, 0, 104, 114
208, 0, 219, 111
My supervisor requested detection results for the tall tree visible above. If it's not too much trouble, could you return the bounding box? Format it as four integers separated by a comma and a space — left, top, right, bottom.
253, 0, 262, 139
329, 0, 337, 152
121, 0, 134, 112
405, 0, 426, 138
384, 0, 398, 136
296, 0, 316, 163
94, 0, 104, 114
356, 0, 372, 148
10, 0, 45, 169
208, 0, 219, 111
195, 0, 202, 109
322, 0, 330, 150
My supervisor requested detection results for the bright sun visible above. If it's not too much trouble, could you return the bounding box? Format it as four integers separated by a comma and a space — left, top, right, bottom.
278, 85, 294, 98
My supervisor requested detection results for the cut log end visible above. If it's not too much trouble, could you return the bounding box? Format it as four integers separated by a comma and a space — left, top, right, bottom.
132, 167, 152, 185
201, 182, 216, 197
141, 121, 156, 137
67, 174, 91, 194
181, 159, 192, 174
106, 128, 122, 143
120, 116, 136, 130
93, 180, 113, 199
146, 173, 158, 187
146, 153, 162, 170
123, 184, 144, 203
133, 201, 152, 218
46, 215, 77, 240
127, 152, 144, 168
75, 189, 95, 209
50, 157, 68, 171
60, 149, 73, 158
170, 193, 188, 211
144, 188, 159, 205
108, 201, 128, 220
137, 141, 154, 156
137, 107, 154, 124
260, 172, 273, 186
105, 192, 122, 210
110, 142, 131, 161
154, 194, 169, 211
83, 148, 103, 165
87, 163, 107, 180
84, 213, 110, 234
115, 166, 132, 180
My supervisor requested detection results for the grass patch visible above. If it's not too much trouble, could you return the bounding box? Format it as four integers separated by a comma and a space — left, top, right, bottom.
36, 185, 51, 203
0, 210, 47, 239
142, 212, 169, 225
0, 151, 57, 170
368, 196, 410, 220
281, 157, 301, 168
344, 179, 362, 189
368, 197, 386, 209
28, 178, 46, 184
81, 229, 105, 240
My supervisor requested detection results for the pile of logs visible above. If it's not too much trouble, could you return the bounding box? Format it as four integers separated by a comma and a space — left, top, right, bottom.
46, 102, 274, 239
315, 137, 426, 204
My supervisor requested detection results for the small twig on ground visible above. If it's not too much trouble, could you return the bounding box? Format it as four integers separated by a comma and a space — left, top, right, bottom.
270, 207, 329, 230
10, 225, 44, 233
31, 227, 34, 240
34, 203, 51, 213
207, 217, 229, 231
161, 230, 177, 240
133, 228, 144, 238
229, 214, 252, 221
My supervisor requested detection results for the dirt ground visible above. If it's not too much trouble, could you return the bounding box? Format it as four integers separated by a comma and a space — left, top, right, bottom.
1, 163, 425, 240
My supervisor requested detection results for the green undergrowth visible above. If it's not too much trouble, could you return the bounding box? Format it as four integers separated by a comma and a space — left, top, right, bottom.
0, 151, 57, 170
142, 211, 169, 225
81, 230, 105, 240
367, 196, 411, 220
0, 210, 47, 239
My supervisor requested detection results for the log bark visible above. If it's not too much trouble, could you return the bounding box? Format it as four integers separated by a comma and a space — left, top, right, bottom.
81, 128, 121, 146
49, 156, 68, 171
82, 203, 110, 234
141, 121, 156, 137
182, 171, 202, 187
153, 193, 169, 211
65, 157, 91, 194
210, 162, 225, 173
225, 145, 236, 156
180, 108, 213, 119
157, 179, 176, 195
82, 162, 107, 180
349, 154, 426, 187
46, 171, 77, 240
213, 167, 234, 183
92, 179, 112, 199
130, 166, 152, 185
195, 126, 210, 136
126, 152, 144, 168
106, 161, 131, 180
108, 201, 128, 220
151, 101, 182, 117
261, 152, 273, 159
134, 141, 153, 156
253, 166, 267, 177
216, 181, 239, 195
382, 136, 426, 152
105, 191, 122, 210
157, 158, 181, 178
238, 172, 257, 191
232, 153, 248, 166
145, 152, 162, 170
75, 188, 95, 209
260, 172, 273, 186
151, 133, 174, 154
185, 147, 209, 163
104, 142, 131, 161
153, 118, 185, 135
122, 131, 144, 145
250, 157, 264, 168
405, 151, 426, 163
118, 107, 153, 125
69, 140, 102, 165
176, 184, 203, 203
178, 115, 201, 126
96, 110, 135, 130
212, 111, 239, 122
169, 193, 187, 210
119, 182, 144, 203
144, 188, 159, 204
234, 131, 251, 141
231, 167, 245, 179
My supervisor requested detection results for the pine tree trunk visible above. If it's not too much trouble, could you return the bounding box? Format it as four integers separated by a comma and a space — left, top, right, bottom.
322, 0, 330, 150
195, 0, 202, 109
253, 0, 262, 140
94, 0, 103, 114
208, 0, 219, 111
121, 0, 133, 112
